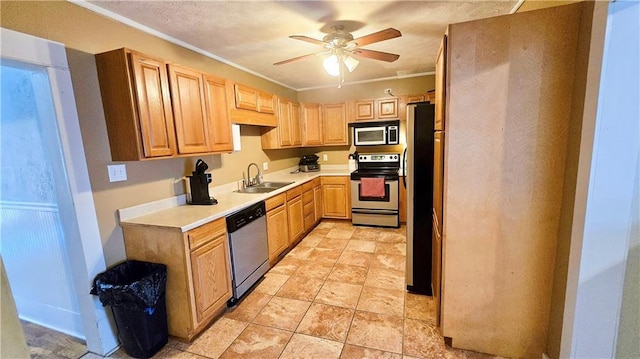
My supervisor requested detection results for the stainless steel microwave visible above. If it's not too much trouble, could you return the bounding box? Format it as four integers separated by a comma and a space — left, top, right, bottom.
352, 121, 400, 146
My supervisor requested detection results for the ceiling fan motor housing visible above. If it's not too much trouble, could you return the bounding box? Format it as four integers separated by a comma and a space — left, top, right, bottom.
323, 25, 354, 48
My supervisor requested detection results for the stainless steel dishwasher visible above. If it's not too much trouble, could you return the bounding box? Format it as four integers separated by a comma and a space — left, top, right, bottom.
225, 201, 269, 306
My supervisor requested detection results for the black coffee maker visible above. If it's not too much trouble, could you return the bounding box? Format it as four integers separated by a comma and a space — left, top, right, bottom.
187, 159, 217, 205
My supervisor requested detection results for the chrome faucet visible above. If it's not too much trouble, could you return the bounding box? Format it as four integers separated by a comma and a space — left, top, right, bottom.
245, 162, 262, 187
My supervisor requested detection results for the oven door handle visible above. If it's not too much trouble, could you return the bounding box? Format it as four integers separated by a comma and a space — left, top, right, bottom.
352, 208, 399, 215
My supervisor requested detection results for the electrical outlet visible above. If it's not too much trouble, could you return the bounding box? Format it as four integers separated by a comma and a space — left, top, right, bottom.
107, 164, 127, 182
323, 154, 328, 161
262, 162, 268, 170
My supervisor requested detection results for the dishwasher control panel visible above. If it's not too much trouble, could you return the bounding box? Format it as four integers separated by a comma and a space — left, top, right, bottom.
226, 201, 266, 233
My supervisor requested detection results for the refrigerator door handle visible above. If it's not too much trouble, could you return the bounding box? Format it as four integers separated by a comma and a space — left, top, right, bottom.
402, 147, 407, 188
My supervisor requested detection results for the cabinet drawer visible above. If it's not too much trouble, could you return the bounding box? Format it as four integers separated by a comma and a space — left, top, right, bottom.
321, 176, 348, 185
304, 213, 315, 231
303, 201, 314, 216
302, 181, 314, 192
286, 186, 302, 200
188, 217, 226, 250
266, 193, 286, 211
302, 190, 314, 204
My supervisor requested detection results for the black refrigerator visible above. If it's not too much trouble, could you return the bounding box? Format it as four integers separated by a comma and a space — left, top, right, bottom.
403, 102, 435, 295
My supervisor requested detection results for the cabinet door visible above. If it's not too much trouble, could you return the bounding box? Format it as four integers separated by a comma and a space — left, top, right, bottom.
435, 35, 447, 131
355, 100, 375, 120
313, 183, 323, 224
168, 64, 211, 154
377, 97, 399, 119
267, 205, 289, 263
290, 102, 302, 146
406, 94, 426, 103
287, 196, 305, 244
129, 51, 176, 158
234, 84, 258, 111
277, 98, 293, 146
322, 103, 348, 145
321, 176, 350, 219
258, 91, 275, 114
301, 103, 323, 146
190, 235, 232, 324
203, 75, 233, 153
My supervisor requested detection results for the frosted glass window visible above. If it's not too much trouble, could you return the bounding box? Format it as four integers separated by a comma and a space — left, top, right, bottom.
0, 61, 82, 337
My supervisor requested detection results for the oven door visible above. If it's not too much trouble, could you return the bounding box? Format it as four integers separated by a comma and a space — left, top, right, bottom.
354, 126, 387, 146
350, 179, 399, 210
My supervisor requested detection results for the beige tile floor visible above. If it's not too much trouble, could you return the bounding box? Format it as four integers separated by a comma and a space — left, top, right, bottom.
83, 220, 499, 359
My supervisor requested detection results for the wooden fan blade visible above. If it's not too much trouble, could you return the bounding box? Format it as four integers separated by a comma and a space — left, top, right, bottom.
274, 52, 323, 65
351, 48, 400, 62
348, 28, 401, 47
290, 35, 326, 46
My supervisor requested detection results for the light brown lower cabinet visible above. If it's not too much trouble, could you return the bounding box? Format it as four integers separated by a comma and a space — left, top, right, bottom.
265, 193, 288, 264
286, 186, 305, 245
121, 217, 231, 341
302, 181, 315, 232
313, 178, 323, 224
321, 176, 351, 219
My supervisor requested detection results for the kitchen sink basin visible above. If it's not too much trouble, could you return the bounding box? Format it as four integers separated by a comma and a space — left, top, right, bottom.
235, 181, 294, 194
256, 181, 294, 188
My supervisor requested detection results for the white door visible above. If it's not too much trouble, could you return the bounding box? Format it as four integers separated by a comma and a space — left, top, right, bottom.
0, 59, 84, 337
0, 28, 118, 355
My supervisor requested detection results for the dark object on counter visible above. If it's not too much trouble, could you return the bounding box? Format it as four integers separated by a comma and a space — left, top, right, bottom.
91, 260, 168, 358
299, 154, 320, 172
188, 159, 218, 205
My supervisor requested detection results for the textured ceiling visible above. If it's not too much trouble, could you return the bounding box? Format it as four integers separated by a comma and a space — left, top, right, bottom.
81, 1, 518, 90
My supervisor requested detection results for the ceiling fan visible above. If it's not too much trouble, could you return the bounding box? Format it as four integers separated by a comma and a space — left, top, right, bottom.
274, 25, 402, 87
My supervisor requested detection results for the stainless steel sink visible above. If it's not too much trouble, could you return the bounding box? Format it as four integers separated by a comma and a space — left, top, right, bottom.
256, 181, 294, 188
235, 181, 294, 194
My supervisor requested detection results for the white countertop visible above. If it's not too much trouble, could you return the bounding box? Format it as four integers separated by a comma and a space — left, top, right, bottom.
118, 166, 351, 232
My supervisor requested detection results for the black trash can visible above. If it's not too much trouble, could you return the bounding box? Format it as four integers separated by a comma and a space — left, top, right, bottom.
91, 260, 168, 358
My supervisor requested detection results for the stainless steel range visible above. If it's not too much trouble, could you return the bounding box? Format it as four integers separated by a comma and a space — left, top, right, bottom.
350, 153, 400, 228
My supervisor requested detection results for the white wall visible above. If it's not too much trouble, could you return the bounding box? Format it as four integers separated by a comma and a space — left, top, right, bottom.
565, 0, 640, 357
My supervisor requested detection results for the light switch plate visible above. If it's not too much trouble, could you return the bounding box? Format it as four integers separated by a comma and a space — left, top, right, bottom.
263, 162, 268, 170
107, 164, 127, 182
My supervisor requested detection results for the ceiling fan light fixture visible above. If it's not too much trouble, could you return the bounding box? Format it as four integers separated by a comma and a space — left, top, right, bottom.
344, 55, 359, 72
323, 54, 340, 76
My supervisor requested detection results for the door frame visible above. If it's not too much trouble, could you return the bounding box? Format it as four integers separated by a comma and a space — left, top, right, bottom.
1, 27, 118, 355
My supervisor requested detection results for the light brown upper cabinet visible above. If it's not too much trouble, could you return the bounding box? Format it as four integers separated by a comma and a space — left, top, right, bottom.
168, 64, 211, 154
301, 103, 323, 146
406, 91, 435, 104
353, 97, 399, 122
290, 102, 302, 146
203, 75, 233, 153
229, 83, 277, 126
96, 48, 234, 160
377, 97, 399, 119
322, 103, 349, 146
258, 91, 276, 114
233, 84, 275, 114
96, 48, 176, 160
261, 97, 302, 149
354, 99, 375, 120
